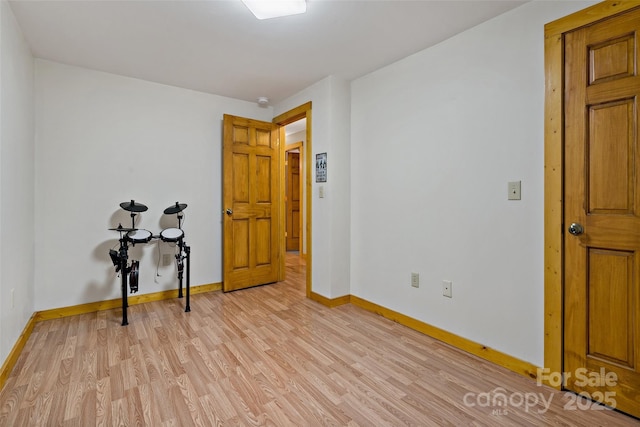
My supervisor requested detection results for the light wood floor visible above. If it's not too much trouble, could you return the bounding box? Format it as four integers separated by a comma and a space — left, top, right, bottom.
1, 253, 638, 426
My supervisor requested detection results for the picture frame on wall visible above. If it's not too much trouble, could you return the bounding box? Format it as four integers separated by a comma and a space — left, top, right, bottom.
316, 153, 327, 182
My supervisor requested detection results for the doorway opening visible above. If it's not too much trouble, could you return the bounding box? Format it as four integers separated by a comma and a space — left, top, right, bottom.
274, 102, 312, 298
284, 119, 305, 256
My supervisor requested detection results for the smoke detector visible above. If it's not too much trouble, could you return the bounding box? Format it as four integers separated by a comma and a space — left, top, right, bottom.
257, 97, 269, 107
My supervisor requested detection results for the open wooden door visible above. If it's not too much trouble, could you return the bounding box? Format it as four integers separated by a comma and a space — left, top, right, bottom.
223, 114, 281, 292
285, 150, 301, 251
563, 8, 640, 417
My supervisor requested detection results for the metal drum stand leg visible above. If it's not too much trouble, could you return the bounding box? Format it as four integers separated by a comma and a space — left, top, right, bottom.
111, 200, 148, 326
177, 238, 184, 299
119, 237, 129, 326
161, 202, 190, 313
185, 243, 191, 312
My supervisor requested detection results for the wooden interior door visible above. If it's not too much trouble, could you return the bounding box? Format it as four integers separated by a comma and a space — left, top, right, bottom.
285, 151, 301, 251
223, 114, 281, 292
564, 9, 640, 417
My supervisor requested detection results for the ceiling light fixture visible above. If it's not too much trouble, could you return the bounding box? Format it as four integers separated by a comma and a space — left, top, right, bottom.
241, 0, 307, 20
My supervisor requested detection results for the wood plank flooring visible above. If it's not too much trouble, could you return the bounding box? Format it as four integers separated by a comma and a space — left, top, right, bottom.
1, 253, 638, 426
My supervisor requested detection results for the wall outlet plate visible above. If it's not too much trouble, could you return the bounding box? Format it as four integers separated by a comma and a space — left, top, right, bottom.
443, 280, 452, 298
411, 272, 419, 288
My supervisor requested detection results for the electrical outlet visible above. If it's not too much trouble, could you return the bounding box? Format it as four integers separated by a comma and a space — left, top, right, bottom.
162, 254, 172, 266
411, 272, 419, 288
443, 280, 452, 298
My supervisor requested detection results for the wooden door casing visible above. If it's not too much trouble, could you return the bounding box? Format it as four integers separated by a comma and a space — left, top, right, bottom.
223, 114, 281, 292
563, 9, 640, 417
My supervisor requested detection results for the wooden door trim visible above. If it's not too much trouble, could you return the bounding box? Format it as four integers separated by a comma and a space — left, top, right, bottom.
274, 102, 312, 297
286, 141, 303, 152
543, 0, 640, 388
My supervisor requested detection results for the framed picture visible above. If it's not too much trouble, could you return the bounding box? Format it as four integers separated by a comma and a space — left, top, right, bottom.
316, 153, 327, 182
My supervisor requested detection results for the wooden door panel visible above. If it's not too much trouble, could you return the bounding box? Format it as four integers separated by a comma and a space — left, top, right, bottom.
233, 153, 250, 202
256, 128, 273, 147
588, 101, 634, 213
291, 210, 300, 240
589, 35, 635, 84
564, 8, 640, 418
232, 125, 249, 145
256, 155, 272, 202
232, 219, 249, 269
223, 114, 280, 292
292, 174, 300, 201
588, 249, 635, 367
256, 218, 272, 266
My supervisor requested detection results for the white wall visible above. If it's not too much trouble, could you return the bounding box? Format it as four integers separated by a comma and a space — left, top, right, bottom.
34, 60, 272, 311
0, 0, 35, 363
275, 75, 351, 298
349, 1, 595, 366
286, 130, 305, 145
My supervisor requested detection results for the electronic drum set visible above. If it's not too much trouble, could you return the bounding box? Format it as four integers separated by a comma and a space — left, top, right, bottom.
109, 200, 191, 325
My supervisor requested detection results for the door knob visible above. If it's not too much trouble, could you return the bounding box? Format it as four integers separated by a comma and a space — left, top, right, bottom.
225, 208, 233, 216
568, 223, 583, 236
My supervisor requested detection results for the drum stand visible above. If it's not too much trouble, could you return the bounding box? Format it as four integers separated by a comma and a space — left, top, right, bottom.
119, 234, 130, 326
176, 237, 191, 312
174, 211, 191, 312
110, 201, 147, 327
109, 225, 133, 326
109, 200, 192, 325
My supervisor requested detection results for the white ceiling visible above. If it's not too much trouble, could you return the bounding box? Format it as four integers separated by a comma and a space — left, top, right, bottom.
9, 0, 527, 106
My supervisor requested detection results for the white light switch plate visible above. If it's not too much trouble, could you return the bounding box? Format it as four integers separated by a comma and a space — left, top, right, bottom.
508, 181, 521, 200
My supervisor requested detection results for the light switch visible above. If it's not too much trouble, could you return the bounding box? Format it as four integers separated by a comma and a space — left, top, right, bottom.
319, 186, 325, 198
508, 181, 521, 200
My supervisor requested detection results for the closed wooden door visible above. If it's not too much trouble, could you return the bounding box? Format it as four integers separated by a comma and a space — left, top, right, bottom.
222, 114, 281, 292
564, 9, 640, 418
285, 151, 301, 251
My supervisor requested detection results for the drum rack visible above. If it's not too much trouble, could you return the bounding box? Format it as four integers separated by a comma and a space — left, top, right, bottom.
109, 200, 191, 326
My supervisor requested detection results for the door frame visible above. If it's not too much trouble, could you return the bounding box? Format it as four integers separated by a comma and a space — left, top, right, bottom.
273, 102, 312, 297
543, 0, 640, 388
